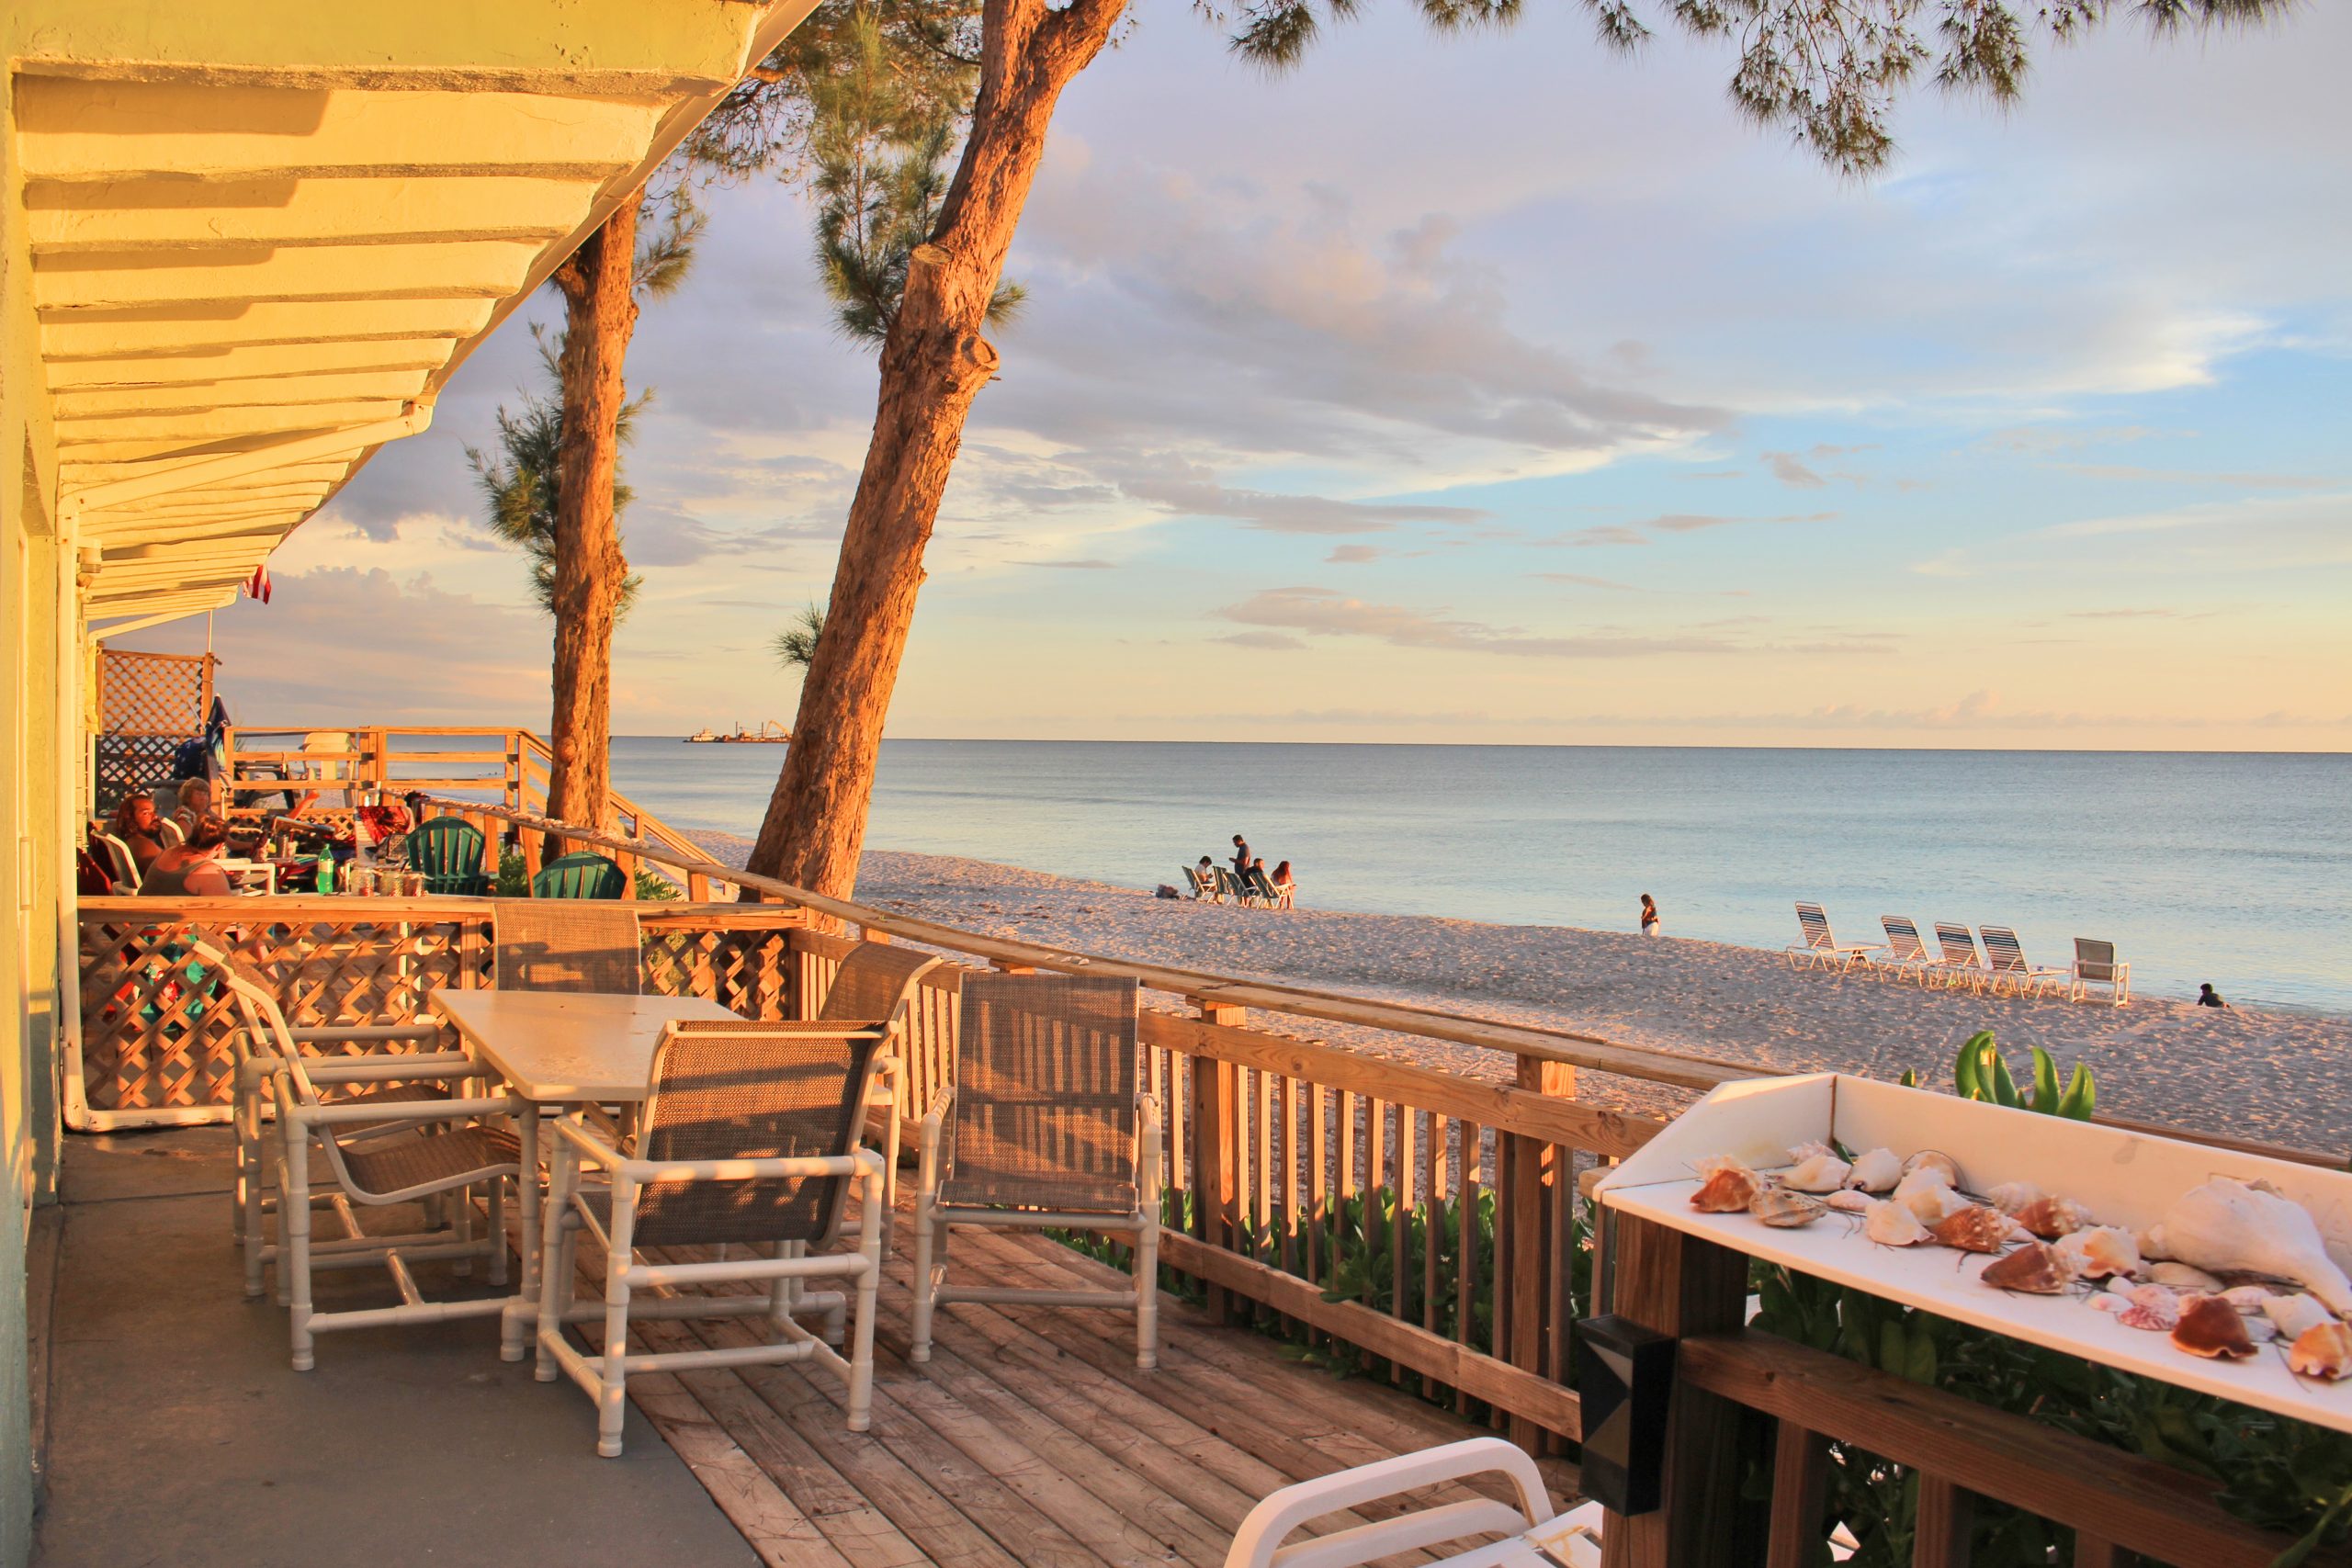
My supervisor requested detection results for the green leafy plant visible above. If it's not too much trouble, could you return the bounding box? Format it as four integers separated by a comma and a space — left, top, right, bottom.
1952, 1030, 2095, 1120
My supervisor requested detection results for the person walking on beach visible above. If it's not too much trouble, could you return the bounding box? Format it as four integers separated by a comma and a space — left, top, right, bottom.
1640, 893, 1661, 938
2199, 983, 2228, 1009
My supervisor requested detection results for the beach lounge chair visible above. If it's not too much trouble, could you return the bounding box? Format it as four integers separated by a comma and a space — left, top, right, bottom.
1874, 916, 1938, 984
1786, 903, 1872, 971
1181, 864, 1216, 901
531, 850, 628, 900
1246, 866, 1283, 907
1980, 925, 2066, 998
2070, 938, 2132, 1007
410, 815, 492, 896
536, 1019, 888, 1455
1216, 865, 1253, 906
1223, 1437, 1576, 1568
911, 972, 1161, 1370
1931, 922, 1991, 991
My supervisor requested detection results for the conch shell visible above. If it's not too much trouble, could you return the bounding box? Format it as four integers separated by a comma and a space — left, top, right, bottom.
1894, 1171, 1970, 1225
1690, 1165, 1762, 1213
2288, 1322, 2352, 1382
1843, 1148, 1902, 1193
2057, 1225, 2140, 1280
1824, 1189, 1872, 1213
2093, 1280, 2179, 1331
2013, 1196, 2095, 1241
1928, 1205, 2012, 1255
1788, 1140, 1839, 1163
2220, 1285, 2279, 1314
1864, 1199, 1931, 1247
1782, 1153, 1851, 1193
1981, 1242, 2068, 1294
1902, 1150, 1962, 1188
1984, 1180, 2043, 1215
2263, 1293, 2337, 1341
2146, 1262, 2224, 1294
1749, 1188, 1826, 1229
2146, 1179, 2352, 1318
2170, 1293, 2256, 1359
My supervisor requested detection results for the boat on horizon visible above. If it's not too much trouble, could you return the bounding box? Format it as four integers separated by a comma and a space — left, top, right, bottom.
684, 720, 790, 743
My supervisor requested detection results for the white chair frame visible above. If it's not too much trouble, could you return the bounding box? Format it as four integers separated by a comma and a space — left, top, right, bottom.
1223, 1437, 1566, 1568
536, 1116, 888, 1457
910, 1086, 1164, 1371
2071, 941, 2132, 1007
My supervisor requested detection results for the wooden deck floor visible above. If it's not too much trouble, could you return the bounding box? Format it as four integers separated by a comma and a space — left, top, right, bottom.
612, 1217, 1580, 1568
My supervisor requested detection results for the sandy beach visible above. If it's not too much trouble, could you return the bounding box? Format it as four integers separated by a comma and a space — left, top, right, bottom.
691, 835, 2352, 1156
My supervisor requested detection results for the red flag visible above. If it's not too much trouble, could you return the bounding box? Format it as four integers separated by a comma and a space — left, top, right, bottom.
244, 563, 271, 604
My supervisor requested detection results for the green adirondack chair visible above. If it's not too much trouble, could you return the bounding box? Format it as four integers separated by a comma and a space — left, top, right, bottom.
531, 851, 628, 900
409, 816, 492, 896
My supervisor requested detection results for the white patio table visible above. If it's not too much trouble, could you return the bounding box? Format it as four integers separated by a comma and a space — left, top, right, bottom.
427, 987, 740, 1357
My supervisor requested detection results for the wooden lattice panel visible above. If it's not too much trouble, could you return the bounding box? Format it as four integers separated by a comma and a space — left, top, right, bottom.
75, 900, 811, 1120
97, 648, 213, 736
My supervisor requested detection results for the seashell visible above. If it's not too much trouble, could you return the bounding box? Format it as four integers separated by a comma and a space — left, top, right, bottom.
1982, 1242, 2069, 1294
2262, 1293, 2336, 1341
1690, 1165, 1762, 1213
2146, 1179, 2352, 1318
1692, 1155, 1750, 1179
2220, 1285, 2280, 1314
1985, 1180, 2044, 1216
1929, 1205, 2012, 1255
1864, 1199, 1932, 1247
2135, 1228, 2170, 1262
1787, 1140, 1839, 1164
1750, 1188, 1826, 1229
2058, 1226, 2140, 1280
2170, 1293, 2257, 1359
2243, 1316, 2279, 1344
2288, 1322, 2352, 1382
1784, 1154, 1851, 1193
2013, 1196, 2095, 1241
1902, 1150, 1962, 1188
1894, 1173, 1970, 1226
2147, 1262, 2225, 1294
1843, 1148, 1902, 1193
2097, 1280, 2180, 1331
1824, 1190, 1872, 1214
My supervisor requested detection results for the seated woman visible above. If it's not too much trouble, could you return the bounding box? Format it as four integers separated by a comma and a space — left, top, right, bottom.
140, 814, 235, 897
107, 791, 166, 874
1270, 860, 1296, 909
169, 774, 215, 837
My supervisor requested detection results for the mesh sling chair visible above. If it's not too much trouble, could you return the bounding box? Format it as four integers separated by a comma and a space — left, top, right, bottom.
198, 943, 523, 1369
536, 1019, 890, 1457
531, 851, 629, 900
816, 942, 946, 1237
2072, 937, 2132, 1006
411, 814, 492, 896
911, 973, 1162, 1370
492, 899, 642, 994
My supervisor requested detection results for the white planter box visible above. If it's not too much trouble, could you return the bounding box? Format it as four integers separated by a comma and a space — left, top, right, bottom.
1596, 1073, 2352, 1435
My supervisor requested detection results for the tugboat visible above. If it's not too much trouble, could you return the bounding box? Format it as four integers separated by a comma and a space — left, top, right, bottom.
684, 727, 719, 743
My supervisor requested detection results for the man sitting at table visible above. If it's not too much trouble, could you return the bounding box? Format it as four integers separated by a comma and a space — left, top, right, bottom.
140, 814, 233, 897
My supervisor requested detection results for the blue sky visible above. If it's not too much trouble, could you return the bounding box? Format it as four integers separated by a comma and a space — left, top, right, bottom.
119, 0, 2352, 748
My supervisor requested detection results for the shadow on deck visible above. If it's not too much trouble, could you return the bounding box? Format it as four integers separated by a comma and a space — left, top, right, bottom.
32, 1128, 1576, 1568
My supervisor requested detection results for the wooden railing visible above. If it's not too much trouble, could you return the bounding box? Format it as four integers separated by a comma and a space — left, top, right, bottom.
1599, 1213, 2339, 1568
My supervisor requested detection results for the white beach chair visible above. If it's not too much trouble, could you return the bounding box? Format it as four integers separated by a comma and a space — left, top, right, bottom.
1979, 926, 2066, 998
1874, 916, 1938, 984
2070, 938, 2132, 1006
1931, 921, 1991, 991
91, 830, 141, 893
1182, 864, 1216, 900
1223, 1437, 1580, 1567
1786, 903, 1872, 972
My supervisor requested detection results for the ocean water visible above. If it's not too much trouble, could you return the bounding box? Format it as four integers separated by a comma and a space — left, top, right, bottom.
607, 739, 2352, 1014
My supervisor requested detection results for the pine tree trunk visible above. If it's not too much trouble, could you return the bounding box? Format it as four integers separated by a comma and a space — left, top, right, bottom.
546, 198, 641, 838
745, 0, 1124, 898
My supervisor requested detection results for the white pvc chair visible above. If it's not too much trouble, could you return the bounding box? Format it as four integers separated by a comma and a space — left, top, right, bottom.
2071, 938, 2132, 1006
1223, 1437, 1580, 1568
1786, 903, 1872, 972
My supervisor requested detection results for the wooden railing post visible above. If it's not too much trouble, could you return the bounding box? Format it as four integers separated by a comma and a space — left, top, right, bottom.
1190, 997, 1244, 1323
1506, 1055, 1577, 1451
1599, 1212, 1750, 1568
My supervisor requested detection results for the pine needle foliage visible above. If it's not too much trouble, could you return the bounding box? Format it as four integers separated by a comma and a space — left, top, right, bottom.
464, 326, 650, 621
1214, 0, 2297, 175
773, 603, 828, 671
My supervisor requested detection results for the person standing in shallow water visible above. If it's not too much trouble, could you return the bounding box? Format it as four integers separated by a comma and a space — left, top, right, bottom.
1640, 893, 1661, 937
